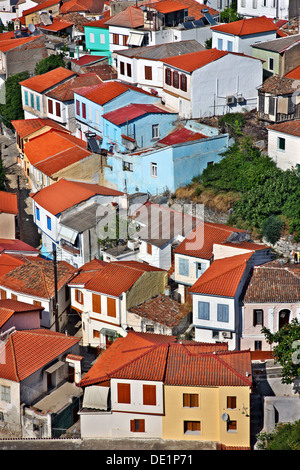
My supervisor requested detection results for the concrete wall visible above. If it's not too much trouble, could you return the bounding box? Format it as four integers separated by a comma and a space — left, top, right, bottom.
6, 37, 48, 78
0, 212, 15, 238
126, 270, 168, 311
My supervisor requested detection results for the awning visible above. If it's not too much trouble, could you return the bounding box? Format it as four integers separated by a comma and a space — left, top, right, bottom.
58, 224, 78, 244
127, 32, 144, 47
100, 328, 117, 337
82, 385, 109, 410
45, 360, 65, 374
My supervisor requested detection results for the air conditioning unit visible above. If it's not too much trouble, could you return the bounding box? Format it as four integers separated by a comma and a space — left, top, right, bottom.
222, 331, 232, 339
237, 95, 245, 103
226, 95, 235, 105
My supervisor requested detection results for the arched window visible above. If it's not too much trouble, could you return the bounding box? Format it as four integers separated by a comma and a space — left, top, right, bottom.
278, 309, 290, 329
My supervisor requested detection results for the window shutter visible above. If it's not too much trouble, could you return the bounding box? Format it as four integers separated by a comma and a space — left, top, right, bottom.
139, 420, 145, 432
143, 384, 156, 405
92, 293, 101, 313
117, 383, 130, 403
130, 420, 135, 432
217, 304, 229, 322
48, 99, 53, 114
198, 301, 210, 320
107, 297, 116, 317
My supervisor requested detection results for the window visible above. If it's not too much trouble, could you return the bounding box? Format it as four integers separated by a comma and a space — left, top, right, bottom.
82, 103, 86, 119
258, 94, 265, 113
107, 297, 116, 317
145, 65, 152, 81
198, 301, 210, 320
100, 33, 105, 44
93, 329, 100, 338
123, 161, 133, 171
173, 71, 179, 88
184, 421, 201, 435
1, 385, 10, 403
36, 95, 40, 112
123, 35, 128, 46
217, 304, 229, 323
76, 99, 80, 115
48, 99, 53, 114
75, 289, 83, 305
36, 206, 40, 221
24, 90, 29, 106
152, 124, 159, 139
146, 243, 152, 255
46, 215, 51, 230
89, 32, 95, 43
0, 289, 6, 300
120, 61, 125, 75
165, 67, 172, 85
180, 74, 187, 92
30, 93, 34, 108
218, 38, 223, 50
11, 294, 17, 301
146, 325, 154, 333
227, 396, 237, 409
278, 137, 285, 151
253, 309, 263, 326
253, 0, 257, 7
269, 96, 275, 115
227, 40, 233, 52
130, 419, 145, 432
241, 0, 246, 6
33, 300, 42, 307
269, 57, 274, 71
113, 33, 119, 45
196, 262, 204, 277
263, 0, 267, 6
183, 393, 199, 408
117, 383, 130, 403
255, 340, 262, 350
179, 257, 189, 277
143, 384, 156, 405
151, 162, 157, 177
92, 293, 101, 313
56, 102, 61, 117
127, 63, 132, 77
227, 420, 237, 432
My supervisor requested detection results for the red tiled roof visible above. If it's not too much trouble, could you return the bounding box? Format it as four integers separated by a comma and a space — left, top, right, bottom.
0, 253, 33, 277
0, 258, 76, 299
79, 330, 251, 387
82, 17, 111, 28
189, 252, 253, 297
0, 299, 44, 329
38, 18, 74, 32
158, 127, 207, 146
174, 221, 248, 259
45, 72, 102, 101
140, 0, 219, 20
22, 0, 61, 16
161, 48, 228, 73
11, 118, 69, 138
150, 0, 187, 13
71, 54, 106, 65
211, 15, 277, 36
0, 191, 18, 215
105, 6, 144, 28
74, 80, 154, 105
267, 119, 300, 137
0, 35, 43, 53
30, 178, 123, 215
102, 103, 170, 126
217, 241, 269, 251
20, 67, 77, 93
285, 65, 300, 79
0, 329, 80, 382
68, 258, 108, 286
60, 0, 105, 13
0, 239, 38, 254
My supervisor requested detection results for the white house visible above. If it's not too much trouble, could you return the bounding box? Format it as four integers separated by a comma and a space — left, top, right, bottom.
237, 0, 290, 20
267, 119, 300, 170
211, 15, 278, 55
161, 48, 263, 118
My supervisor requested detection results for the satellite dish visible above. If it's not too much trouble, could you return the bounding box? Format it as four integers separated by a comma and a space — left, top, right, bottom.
28, 23, 36, 33
221, 413, 229, 422
114, 144, 120, 153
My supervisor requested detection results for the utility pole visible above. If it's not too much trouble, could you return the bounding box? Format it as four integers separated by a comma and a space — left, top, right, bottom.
17, 175, 22, 241
53, 247, 59, 332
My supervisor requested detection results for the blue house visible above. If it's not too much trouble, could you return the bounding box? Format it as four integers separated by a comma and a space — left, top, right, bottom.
83, 16, 111, 62
101, 103, 178, 153
74, 81, 161, 143
103, 124, 230, 195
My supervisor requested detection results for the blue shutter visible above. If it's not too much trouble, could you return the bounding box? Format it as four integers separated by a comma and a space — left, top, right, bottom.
198, 301, 210, 320
217, 304, 229, 323
36, 95, 40, 111
179, 258, 189, 277
24, 91, 28, 106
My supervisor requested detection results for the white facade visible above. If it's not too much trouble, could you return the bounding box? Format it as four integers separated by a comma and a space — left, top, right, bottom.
212, 29, 277, 55
237, 0, 290, 19
267, 128, 300, 170
163, 52, 263, 118
174, 253, 210, 287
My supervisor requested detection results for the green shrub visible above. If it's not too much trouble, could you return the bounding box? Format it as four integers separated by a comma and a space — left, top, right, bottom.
261, 215, 284, 244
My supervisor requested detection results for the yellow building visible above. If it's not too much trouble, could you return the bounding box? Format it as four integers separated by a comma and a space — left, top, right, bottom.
162, 345, 252, 449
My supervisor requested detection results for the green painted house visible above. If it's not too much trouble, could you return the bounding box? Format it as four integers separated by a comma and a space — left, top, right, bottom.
84, 16, 111, 62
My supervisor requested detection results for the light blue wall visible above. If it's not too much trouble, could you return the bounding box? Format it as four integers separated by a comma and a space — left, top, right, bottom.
104, 133, 229, 195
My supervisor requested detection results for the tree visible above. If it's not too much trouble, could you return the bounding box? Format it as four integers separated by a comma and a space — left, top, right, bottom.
261, 318, 300, 384
0, 71, 30, 129
34, 54, 66, 75
256, 420, 300, 450
220, 0, 242, 22
261, 215, 284, 244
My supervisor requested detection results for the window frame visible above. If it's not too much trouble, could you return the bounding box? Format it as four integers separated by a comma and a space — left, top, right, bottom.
150, 162, 157, 177
117, 382, 131, 404
1, 385, 11, 403
183, 393, 199, 408
277, 136, 286, 151
198, 301, 210, 320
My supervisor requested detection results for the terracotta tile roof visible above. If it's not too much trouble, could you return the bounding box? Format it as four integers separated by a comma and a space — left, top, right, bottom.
60, 0, 105, 13
150, 0, 187, 13
20, 67, 77, 93
81, 63, 118, 81
0, 329, 80, 382
24, 129, 91, 177
45, 72, 102, 101
211, 15, 277, 36
129, 294, 191, 327
83, 16, 111, 28
0, 253, 33, 277
140, 0, 218, 20
0, 191, 17, 215
0, 258, 76, 299
56, 12, 93, 32
11, 118, 69, 138
0, 239, 38, 255
68, 258, 107, 286
38, 18, 74, 32
22, 0, 60, 16
174, 221, 248, 259
105, 6, 144, 28
285, 65, 300, 79
74, 80, 154, 105
0, 299, 43, 329
258, 74, 300, 95
217, 241, 269, 251
243, 262, 300, 303
158, 127, 207, 146
267, 119, 300, 137
161, 48, 228, 73
30, 178, 124, 215
71, 54, 106, 66
79, 330, 251, 387
82, 260, 165, 297
102, 103, 170, 126
0, 35, 43, 53
189, 252, 253, 297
